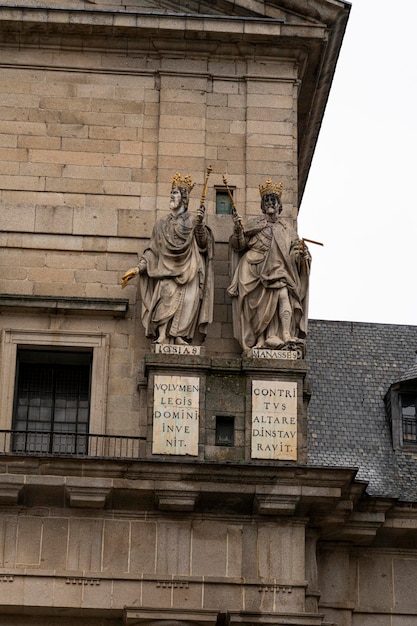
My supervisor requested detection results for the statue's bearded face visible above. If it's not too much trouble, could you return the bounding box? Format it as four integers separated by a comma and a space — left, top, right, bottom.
261, 193, 281, 222
170, 186, 188, 213
170, 186, 182, 210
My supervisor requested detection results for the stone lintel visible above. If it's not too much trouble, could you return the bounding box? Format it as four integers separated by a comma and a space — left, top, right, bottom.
145, 353, 211, 373
156, 490, 198, 512
0, 476, 24, 504
335, 524, 383, 545
0, 294, 129, 316
230, 613, 324, 626
384, 505, 417, 528
145, 353, 307, 375
65, 485, 111, 508
124, 608, 325, 626
335, 509, 389, 545
242, 358, 308, 374
319, 499, 396, 544
254, 494, 300, 516
124, 608, 220, 626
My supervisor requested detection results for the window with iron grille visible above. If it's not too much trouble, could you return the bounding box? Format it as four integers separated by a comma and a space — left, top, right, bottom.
12, 348, 92, 455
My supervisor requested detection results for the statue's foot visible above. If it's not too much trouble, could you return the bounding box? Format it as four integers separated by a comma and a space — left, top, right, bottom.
241, 348, 253, 358
153, 336, 168, 344
174, 337, 189, 346
282, 332, 299, 344
264, 336, 285, 349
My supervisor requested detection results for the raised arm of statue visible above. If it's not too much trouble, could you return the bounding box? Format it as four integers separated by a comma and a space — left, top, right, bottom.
121, 258, 147, 289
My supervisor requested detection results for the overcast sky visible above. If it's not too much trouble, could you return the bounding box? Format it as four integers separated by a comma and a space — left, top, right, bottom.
299, 0, 417, 326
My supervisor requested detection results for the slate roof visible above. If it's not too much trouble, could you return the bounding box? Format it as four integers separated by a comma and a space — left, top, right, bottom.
306, 319, 417, 502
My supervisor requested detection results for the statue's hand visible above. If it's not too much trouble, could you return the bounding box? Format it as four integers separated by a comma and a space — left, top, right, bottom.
233, 220, 244, 235
196, 205, 205, 225
121, 266, 139, 289
303, 247, 312, 262
291, 240, 311, 266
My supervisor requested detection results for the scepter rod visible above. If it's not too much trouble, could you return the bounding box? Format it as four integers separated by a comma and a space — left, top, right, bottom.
302, 237, 324, 247
222, 173, 245, 234
200, 165, 213, 205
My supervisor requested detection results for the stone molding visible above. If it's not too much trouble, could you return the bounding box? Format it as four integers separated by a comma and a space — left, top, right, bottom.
0, 460, 363, 523
0, 294, 129, 316
124, 608, 324, 626
65, 485, 111, 509
156, 490, 199, 512
144, 353, 308, 374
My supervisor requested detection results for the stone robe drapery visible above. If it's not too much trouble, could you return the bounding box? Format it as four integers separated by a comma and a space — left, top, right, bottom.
228, 216, 309, 351
140, 211, 214, 343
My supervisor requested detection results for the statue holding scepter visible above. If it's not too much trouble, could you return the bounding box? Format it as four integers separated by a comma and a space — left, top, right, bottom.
122, 168, 214, 345
226, 178, 311, 356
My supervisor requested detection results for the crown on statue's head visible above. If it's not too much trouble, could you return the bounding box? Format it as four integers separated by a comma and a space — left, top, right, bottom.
172, 172, 195, 193
259, 178, 284, 198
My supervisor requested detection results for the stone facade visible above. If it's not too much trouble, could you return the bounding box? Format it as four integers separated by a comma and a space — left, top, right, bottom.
2, 2, 417, 626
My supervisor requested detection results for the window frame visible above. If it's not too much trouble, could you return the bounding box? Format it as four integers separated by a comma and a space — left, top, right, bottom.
13, 348, 93, 455
215, 186, 235, 215
215, 415, 235, 447
0, 329, 109, 438
400, 391, 417, 444
386, 382, 417, 450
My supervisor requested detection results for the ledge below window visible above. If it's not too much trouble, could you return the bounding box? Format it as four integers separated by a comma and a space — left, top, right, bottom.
0, 295, 129, 317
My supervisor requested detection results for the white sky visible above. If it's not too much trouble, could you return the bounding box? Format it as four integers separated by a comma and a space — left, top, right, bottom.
299, 0, 417, 325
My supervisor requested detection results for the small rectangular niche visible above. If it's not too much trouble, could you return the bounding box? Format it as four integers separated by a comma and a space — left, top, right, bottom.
215, 415, 235, 447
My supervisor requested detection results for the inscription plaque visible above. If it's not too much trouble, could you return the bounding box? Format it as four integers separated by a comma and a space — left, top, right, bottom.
251, 348, 299, 360
153, 344, 201, 356
251, 380, 297, 461
152, 375, 200, 456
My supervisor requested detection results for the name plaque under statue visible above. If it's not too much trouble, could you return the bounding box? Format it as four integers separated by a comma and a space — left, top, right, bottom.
152, 375, 200, 456
152, 344, 202, 356
251, 380, 297, 461
251, 348, 299, 360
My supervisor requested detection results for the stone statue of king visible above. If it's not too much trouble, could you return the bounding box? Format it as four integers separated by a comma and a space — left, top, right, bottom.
122, 172, 214, 346
228, 178, 311, 357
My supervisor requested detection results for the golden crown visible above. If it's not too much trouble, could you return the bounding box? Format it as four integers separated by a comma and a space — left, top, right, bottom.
172, 172, 195, 193
259, 178, 284, 198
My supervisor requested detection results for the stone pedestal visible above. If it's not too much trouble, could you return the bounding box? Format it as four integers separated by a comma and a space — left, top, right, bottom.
144, 352, 310, 464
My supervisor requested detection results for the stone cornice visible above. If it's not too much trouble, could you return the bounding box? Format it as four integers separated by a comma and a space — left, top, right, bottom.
0, 457, 406, 544
0, 294, 129, 316
0, 457, 359, 517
